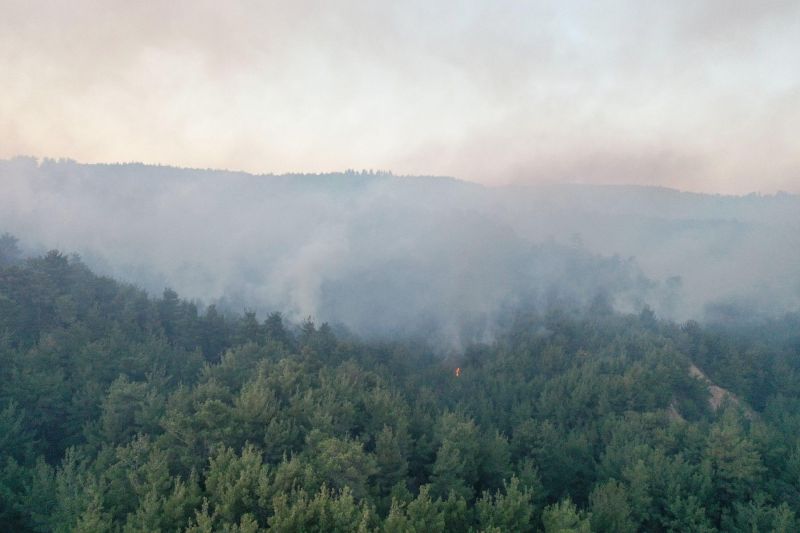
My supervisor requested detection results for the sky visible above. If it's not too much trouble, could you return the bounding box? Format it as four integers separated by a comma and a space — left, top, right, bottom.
1, 0, 799, 194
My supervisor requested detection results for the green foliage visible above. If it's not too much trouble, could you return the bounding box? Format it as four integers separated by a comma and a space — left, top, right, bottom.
588, 480, 635, 533
707, 411, 765, 508
542, 498, 591, 533
305, 431, 378, 500
204, 445, 270, 525
400, 485, 446, 533
1, 243, 799, 531
476, 477, 534, 532
269, 485, 375, 532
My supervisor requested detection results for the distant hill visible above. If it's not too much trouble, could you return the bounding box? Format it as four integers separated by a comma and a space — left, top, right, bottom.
1, 157, 798, 345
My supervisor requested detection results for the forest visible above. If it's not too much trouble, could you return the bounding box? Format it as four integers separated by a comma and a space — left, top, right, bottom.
1, 234, 799, 532
5, 0, 800, 529
3, 158, 799, 343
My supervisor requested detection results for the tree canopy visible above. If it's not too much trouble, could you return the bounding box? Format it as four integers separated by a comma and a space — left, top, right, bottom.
0, 243, 798, 531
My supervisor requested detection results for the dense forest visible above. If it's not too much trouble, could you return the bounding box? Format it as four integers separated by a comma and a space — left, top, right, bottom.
1, 234, 800, 532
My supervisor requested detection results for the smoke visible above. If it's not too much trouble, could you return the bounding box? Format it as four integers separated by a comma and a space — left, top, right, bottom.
1, 158, 798, 349
2, 1, 799, 193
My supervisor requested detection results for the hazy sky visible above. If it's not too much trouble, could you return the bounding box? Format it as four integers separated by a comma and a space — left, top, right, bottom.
2, 0, 798, 193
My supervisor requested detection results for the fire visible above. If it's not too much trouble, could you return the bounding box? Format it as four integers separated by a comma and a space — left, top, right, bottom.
455, 367, 461, 377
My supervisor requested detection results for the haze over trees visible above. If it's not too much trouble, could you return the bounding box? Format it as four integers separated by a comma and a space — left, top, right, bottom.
1, 231, 799, 531
1, 158, 799, 349
4, 0, 799, 529
1, 160, 799, 531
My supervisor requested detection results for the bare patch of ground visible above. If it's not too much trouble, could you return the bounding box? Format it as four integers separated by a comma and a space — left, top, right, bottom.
688, 363, 755, 418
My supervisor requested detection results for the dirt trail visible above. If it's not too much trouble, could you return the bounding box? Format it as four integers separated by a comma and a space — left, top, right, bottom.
689, 363, 755, 418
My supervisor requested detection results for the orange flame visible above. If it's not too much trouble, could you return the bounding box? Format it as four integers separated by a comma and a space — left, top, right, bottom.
455, 367, 461, 377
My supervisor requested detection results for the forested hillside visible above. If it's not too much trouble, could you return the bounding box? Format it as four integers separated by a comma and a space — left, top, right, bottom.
3, 158, 799, 341
1, 237, 799, 532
